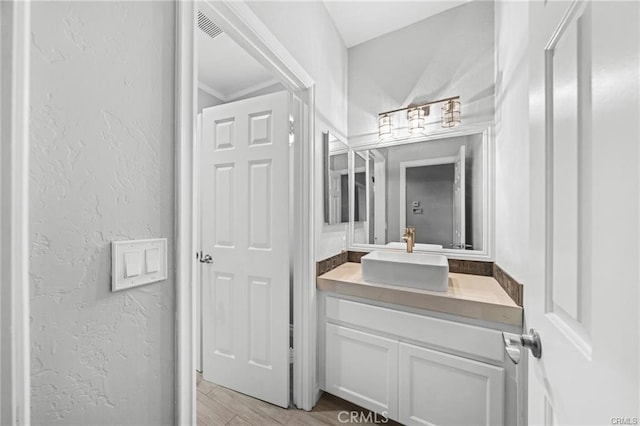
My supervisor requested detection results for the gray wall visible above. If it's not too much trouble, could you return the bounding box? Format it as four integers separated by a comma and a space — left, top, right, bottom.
348, 1, 495, 145
30, 2, 175, 424
406, 165, 455, 246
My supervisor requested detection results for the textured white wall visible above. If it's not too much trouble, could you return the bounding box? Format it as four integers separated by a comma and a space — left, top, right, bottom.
494, 1, 529, 283
29, 2, 175, 424
247, 1, 349, 260
348, 1, 495, 145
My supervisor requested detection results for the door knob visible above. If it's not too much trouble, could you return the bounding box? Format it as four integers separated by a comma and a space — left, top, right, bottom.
197, 251, 214, 264
502, 329, 542, 364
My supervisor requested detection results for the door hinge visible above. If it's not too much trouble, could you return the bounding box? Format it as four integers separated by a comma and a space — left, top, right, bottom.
289, 347, 294, 364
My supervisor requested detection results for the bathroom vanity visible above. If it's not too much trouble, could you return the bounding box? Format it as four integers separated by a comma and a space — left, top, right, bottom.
317, 262, 524, 426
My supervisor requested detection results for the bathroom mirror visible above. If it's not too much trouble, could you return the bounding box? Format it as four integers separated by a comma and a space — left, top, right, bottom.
323, 132, 351, 224
349, 128, 491, 255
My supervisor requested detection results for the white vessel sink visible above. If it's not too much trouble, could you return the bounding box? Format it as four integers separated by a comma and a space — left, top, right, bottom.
361, 251, 449, 291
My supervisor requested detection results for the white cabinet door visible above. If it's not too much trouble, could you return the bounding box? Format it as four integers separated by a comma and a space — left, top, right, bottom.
399, 342, 504, 426
325, 324, 398, 419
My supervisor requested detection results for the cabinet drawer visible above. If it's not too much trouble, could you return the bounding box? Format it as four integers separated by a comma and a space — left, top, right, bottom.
325, 296, 504, 363
399, 342, 505, 426
325, 323, 398, 419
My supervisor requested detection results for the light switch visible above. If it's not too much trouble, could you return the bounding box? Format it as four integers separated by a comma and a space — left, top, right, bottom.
124, 250, 141, 278
112, 238, 168, 292
146, 248, 160, 273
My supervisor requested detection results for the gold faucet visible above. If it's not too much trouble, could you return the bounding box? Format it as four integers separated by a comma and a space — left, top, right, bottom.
403, 227, 416, 253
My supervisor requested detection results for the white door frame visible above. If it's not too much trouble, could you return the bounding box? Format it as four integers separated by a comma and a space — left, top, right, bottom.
0, 1, 31, 424
398, 156, 458, 237
175, 2, 316, 424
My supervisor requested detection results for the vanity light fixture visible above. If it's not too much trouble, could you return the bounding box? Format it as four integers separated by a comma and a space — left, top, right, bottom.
407, 106, 429, 135
378, 96, 461, 140
378, 113, 393, 139
441, 98, 461, 128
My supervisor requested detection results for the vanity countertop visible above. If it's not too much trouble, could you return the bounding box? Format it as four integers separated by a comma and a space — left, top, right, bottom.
317, 262, 522, 327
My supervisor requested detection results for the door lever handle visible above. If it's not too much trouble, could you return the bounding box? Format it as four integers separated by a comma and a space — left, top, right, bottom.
197, 251, 214, 264
502, 329, 542, 364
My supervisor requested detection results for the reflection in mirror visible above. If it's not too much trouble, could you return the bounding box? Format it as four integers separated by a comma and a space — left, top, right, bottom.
351, 131, 486, 252
323, 132, 350, 224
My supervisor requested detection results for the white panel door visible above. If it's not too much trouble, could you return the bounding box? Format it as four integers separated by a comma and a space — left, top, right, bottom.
201, 91, 290, 408
453, 145, 466, 248
196, 113, 203, 373
325, 324, 399, 419
398, 342, 504, 426
528, 1, 639, 424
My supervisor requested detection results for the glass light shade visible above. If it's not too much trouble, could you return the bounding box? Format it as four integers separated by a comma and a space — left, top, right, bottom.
408, 106, 429, 135
378, 114, 393, 139
441, 99, 461, 128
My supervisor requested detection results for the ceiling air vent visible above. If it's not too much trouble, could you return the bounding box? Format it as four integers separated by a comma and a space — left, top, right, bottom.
198, 10, 223, 40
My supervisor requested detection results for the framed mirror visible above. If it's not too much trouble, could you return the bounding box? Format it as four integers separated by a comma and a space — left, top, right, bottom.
349, 127, 492, 258
323, 132, 350, 225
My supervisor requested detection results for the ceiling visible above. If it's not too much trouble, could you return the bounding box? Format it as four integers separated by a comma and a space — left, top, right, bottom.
198, 19, 279, 102
323, 1, 473, 48
197, 1, 473, 99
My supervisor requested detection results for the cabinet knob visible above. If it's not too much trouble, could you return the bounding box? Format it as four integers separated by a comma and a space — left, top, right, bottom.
502, 329, 542, 364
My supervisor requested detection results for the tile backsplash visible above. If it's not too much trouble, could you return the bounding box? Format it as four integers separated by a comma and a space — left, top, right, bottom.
492, 264, 523, 307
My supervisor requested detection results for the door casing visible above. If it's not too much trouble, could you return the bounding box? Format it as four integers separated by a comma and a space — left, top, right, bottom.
0, 1, 31, 425
174, 2, 317, 424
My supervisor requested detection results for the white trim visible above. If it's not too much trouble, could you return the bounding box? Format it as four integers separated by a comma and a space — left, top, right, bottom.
198, 77, 280, 104
225, 77, 280, 101
176, 1, 317, 423
197, 81, 226, 102
399, 156, 458, 237
350, 122, 493, 151
175, 1, 197, 424
202, 1, 313, 91
1, 1, 31, 424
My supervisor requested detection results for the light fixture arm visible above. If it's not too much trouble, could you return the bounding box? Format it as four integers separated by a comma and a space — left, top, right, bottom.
378, 95, 460, 117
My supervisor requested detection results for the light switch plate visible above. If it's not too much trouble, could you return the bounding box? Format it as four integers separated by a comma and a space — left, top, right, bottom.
112, 238, 167, 292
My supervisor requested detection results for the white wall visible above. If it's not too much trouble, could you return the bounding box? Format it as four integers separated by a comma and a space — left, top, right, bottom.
29, 3, 175, 424
494, 1, 529, 283
198, 88, 224, 112
247, 1, 349, 260
348, 1, 495, 145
